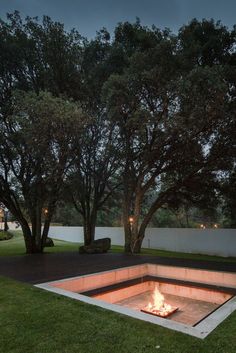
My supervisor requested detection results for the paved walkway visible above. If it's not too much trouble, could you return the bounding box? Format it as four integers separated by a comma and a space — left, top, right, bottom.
0, 252, 236, 284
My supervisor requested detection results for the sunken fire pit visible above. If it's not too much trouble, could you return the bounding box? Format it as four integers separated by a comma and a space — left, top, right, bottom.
36, 264, 236, 339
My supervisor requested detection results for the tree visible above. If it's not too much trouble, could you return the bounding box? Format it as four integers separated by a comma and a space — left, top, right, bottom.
221, 169, 236, 227
64, 31, 122, 246
178, 18, 235, 68
0, 91, 83, 253
104, 21, 232, 253
0, 11, 83, 100
67, 117, 121, 245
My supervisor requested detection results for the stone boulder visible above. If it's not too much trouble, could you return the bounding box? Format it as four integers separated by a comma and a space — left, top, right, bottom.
44, 237, 54, 247
79, 238, 111, 254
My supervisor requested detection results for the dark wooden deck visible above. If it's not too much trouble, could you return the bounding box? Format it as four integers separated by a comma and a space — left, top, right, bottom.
0, 251, 235, 284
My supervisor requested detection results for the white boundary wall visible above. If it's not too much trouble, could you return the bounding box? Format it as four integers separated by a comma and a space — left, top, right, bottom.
48, 226, 236, 257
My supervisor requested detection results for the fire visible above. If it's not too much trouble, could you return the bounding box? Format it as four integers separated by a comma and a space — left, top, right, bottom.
141, 285, 178, 318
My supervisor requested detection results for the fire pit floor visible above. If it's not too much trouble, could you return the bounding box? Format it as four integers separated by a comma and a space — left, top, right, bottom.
115, 290, 221, 326
141, 305, 179, 318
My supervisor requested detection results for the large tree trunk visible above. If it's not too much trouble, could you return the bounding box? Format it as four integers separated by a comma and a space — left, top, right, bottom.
41, 203, 55, 250
123, 225, 144, 254
123, 192, 166, 254
83, 211, 97, 246
21, 223, 42, 254
123, 196, 132, 253
123, 180, 144, 254
22, 203, 55, 253
132, 236, 143, 254
124, 225, 145, 254
30, 205, 43, 253
124, 221, 132, 253
41, 218, 52, 250
4, 212, 9, 232
24, 237, 42, 254
1, 198, 45, 254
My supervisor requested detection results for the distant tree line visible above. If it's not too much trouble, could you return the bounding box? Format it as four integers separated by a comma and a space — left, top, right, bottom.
0, 12, 235, 253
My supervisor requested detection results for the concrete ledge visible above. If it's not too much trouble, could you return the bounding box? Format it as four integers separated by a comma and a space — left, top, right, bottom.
35, 263, 236, 339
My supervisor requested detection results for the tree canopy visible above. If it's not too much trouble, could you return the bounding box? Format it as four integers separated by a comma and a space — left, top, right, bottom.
0, 12, 235, 253
0, 90, 83, 252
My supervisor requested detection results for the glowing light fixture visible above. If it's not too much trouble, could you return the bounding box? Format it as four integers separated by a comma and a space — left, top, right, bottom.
129, 216, 134, 224
43, 208, 49, 216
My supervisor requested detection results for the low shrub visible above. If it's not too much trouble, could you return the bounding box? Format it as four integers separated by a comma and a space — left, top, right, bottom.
0, 231, 13, 241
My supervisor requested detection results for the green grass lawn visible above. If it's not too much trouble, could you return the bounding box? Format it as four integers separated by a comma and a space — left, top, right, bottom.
0, 231, 236, 263
112, 245, 236, 262
0, 231, 80, 256
0, 232, 235, 352
0, 276, 235, 353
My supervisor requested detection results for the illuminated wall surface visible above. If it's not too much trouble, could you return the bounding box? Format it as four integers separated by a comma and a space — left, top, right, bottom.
48, 226, 236, 257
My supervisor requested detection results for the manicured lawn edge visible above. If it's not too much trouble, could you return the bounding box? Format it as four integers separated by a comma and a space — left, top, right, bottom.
0, 231, 236, 263
0, 276, 235, 353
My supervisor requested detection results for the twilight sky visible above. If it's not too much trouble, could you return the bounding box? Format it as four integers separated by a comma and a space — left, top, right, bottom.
0, 0, 236, 38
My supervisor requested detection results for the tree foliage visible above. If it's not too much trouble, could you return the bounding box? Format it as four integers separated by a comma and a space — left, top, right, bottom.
0, 13, 235, 254
104, 20, 235, 253
0, 91, 83, 252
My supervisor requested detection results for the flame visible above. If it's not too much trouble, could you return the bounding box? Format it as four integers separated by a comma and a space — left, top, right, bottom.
146, 285, 174, 315
152, 286, 165, 309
